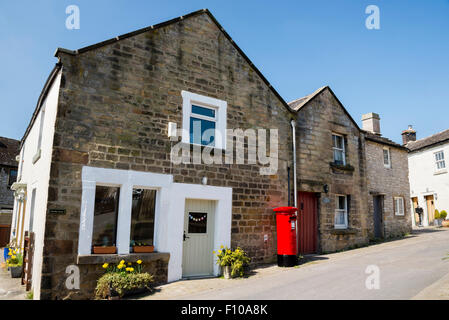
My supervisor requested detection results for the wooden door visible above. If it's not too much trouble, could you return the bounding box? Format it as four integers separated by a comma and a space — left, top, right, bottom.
297, 192, 318, 254
411, 197, 419, 226
373, 196, 383, 238
182, 199, 215, 277
425, 195, 435, 225
0, 224, 11, 247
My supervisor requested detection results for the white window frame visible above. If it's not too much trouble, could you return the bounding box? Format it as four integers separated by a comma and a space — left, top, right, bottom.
394, 197, 405, 216
383, 147, 391, 168
335, 195, 349, 229
434, 150, 446, 171
332, 133, 346, 165
181, 90, 227, 150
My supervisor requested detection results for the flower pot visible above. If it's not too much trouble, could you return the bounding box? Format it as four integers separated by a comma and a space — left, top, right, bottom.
222, 265, 232, 279
92, 246, 117, 254
442, 220, 449, 228
133, 245, 154, 253
3, 247, 9, 262
10, 266, 22, 278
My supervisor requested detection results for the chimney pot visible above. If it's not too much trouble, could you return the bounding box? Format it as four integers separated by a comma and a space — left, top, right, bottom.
401, 125, 416, 145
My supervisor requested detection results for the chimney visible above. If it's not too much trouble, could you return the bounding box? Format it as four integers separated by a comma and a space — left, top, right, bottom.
362, 112, 381, 135
402, 125, 416, 145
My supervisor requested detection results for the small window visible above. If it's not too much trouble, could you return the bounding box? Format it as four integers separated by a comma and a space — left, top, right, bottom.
383, 148, 391, 168
435, 151, 446, 170
394, 197, 405, 216
335, 195, 348, 229
130, 189, 156, 246
332, 134, 346, 165
92, 186, 120, 248
188, 212, 208, 233
8, 169, 17, 187
181, 90, 227, 149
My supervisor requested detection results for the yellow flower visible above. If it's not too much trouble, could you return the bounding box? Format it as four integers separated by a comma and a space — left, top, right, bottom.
120, 260, 125, 265
11, 255, 16, 260
128, 262, 132, 266
102, 263, 109, 269
218, 250, 222, 254
7, 251, 12, 256
212, 251, 216, 254
220, 245, 224, 249
117, 264, 123, 269
129, 267, 134, 272
137, 260, 142, 264
125, 267, 131, 272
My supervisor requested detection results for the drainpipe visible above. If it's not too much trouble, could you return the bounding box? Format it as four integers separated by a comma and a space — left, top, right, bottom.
290, 120, 297, 208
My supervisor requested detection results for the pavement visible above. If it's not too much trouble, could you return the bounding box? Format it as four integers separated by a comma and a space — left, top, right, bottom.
0, 248, 27, 300
138, 227, 449, 300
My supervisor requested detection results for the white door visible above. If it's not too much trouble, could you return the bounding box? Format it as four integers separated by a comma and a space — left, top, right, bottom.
182, 199, 215, 277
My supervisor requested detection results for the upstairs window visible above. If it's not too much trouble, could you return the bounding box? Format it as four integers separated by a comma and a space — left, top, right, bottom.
332, 134, 346, 165
435, 151, 446, 170
181, 91, 227, 149
335, 195, 349, 229
383, 148, 391, 168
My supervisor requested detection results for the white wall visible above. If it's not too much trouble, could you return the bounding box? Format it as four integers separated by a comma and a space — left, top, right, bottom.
408, 142, 449, 226
78, 166, 232, 283
11, 70, 62, 300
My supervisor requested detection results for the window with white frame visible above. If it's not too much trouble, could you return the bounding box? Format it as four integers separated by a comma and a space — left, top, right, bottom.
394, 197, 405, 216
181, 90, 227, 149
383, 148, 391, 168
335, 195, 349, 229
332, 134, 346, 165
435, 151, 446, 170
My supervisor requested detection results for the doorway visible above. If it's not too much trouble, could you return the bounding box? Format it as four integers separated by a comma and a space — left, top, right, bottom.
297, 192, 318, 254
182, 199, 215, 278
425, 195, 435, 225
411, 197, 419, 226
373, 195, 384, 238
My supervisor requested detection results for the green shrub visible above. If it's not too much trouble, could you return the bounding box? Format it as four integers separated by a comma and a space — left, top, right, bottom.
95, 272, 154, 299
7, 251, 23, 267
440, 210, 447, 220
435, 210, 440, 219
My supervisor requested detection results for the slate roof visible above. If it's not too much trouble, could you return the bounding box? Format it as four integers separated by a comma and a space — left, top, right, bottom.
363, 131, 407, 150
406, 128, 449, 152
0, 136, 20, 167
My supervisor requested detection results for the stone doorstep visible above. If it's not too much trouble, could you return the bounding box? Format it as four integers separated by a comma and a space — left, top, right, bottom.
77, 252, 170, 265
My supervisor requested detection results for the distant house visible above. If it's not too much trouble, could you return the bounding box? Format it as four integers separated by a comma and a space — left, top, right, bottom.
405, 126, 449, 226
0, 136, 20, 247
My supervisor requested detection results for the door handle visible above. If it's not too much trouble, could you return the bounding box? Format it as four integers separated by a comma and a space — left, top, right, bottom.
183, 231, 190, 241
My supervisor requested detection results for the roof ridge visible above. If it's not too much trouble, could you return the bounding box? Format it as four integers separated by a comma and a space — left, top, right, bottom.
409, 127, 449, 144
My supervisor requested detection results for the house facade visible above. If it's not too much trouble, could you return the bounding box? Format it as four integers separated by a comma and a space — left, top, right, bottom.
11, 9, 412, 300
363, 114, 412, 238
0, 136, 19, 247
405, 127, 449, 226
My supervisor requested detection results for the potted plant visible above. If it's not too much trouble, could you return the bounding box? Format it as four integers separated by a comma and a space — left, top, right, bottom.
132, 242, 154, 253
6, 250, 23, 278
434, 210, 442, 226
214, 246, 251, 279
440, 211, 449, 227
95, 259, 154, 299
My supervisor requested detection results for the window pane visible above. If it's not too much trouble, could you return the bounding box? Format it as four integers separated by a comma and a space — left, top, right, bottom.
192, 105, 215, 118
335, 210, 346, 225
188, 212, 208, 233
9, 169, 17, 186
92, 186, 120, 247
190, 117, 216, 146
334, 149, 344, 165
338, 196, 346, 210
383, 149, 390, 165
333, 135, 343, 149
130, 189, 156, 246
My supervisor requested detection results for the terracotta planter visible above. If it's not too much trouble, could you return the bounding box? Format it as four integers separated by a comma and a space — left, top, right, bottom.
10, 266, 22, 278
222, 265, 232, 279
92, 246, 117, 254
133, 245, 154, 253
442, 220, 449, 228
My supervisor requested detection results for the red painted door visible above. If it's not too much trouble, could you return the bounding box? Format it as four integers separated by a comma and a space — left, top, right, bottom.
297, 192, 317, 254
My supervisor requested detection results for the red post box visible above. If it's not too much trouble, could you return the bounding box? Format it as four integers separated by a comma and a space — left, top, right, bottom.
274, 206, 298, 267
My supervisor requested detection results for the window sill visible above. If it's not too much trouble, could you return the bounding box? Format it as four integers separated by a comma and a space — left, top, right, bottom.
434, 169, 447, 176
329, 162, 354, 173
77, 252, 170, 265
330, 228, 357, 235
32, 149, 41, 164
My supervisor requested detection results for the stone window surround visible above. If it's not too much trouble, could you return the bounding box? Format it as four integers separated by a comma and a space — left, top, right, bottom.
334, 194, 349, 229
78, 166, 232, 282
181, 90, 227, 150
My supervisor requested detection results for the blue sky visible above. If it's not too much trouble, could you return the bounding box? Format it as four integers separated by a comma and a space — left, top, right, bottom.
1, 1, 448, 144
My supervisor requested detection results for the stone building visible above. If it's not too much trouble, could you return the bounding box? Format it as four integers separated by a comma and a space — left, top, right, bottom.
12, 9, 411, 300
0, 136, 19, 247
362, 114, 412, 238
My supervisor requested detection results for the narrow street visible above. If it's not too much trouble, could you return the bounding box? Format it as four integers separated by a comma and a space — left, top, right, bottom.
142, 228, 449, 300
